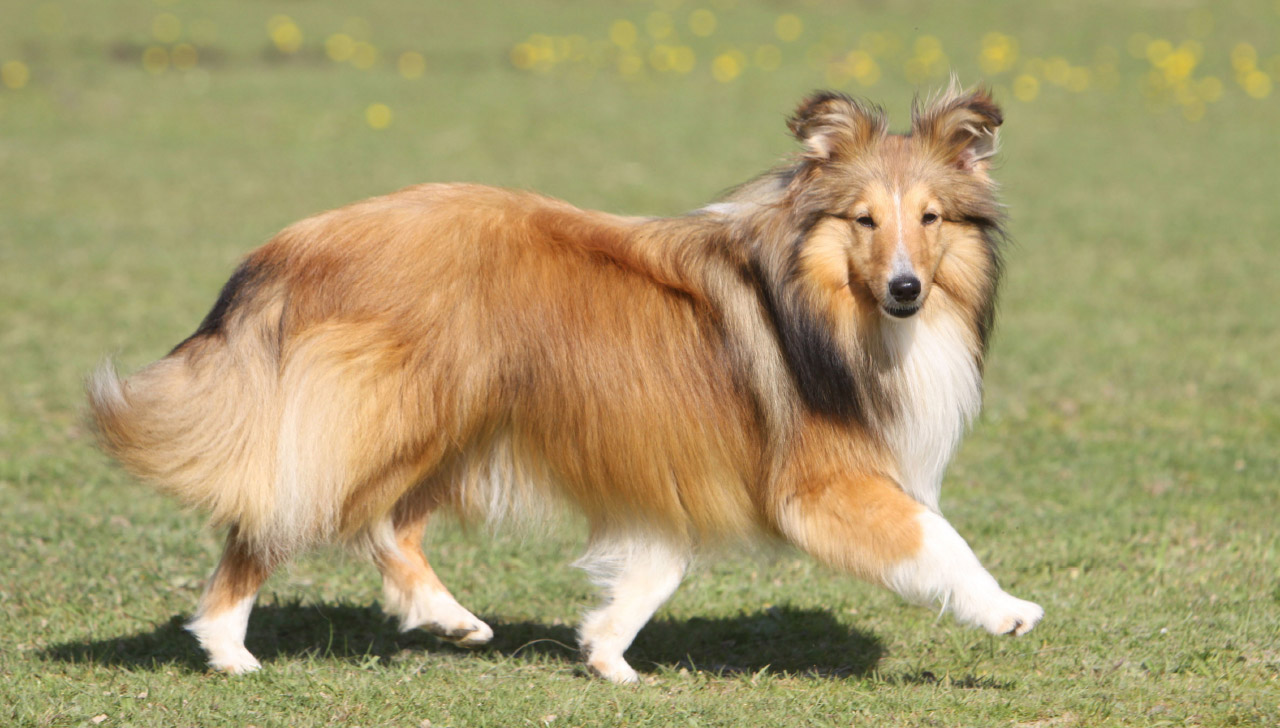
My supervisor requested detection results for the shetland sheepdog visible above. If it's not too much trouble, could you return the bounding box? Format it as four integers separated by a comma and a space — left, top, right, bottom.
88, 83, 1042, 682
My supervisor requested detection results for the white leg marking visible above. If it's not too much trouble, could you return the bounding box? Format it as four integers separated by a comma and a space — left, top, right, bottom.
576, 537, 689, 684
885, 511, 1043, 636
382, 578, 493, 647
187, 594, 262, 674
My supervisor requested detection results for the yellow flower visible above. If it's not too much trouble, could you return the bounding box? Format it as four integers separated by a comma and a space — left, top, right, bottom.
754, 44, 782, 72
979, 32, 1018, 75
1, 60, 31, 89
398, 52, 426, 79
366, 103, 392, 130
689, 9, 716, 38
268, 15, 302, 55
326, 34, 356, 62
646, 11, 673, 40
1241, 70, 1272, 99
711, 51, 741, 82
351, 42, 378, 70
1013, 74, 1039, 102
172, 43, 198, 70
775, 14, 803, 43
142, 46, 169, 74
610, 20, 638, 48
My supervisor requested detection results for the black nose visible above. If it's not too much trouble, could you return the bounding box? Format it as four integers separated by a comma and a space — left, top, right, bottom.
889, 275, 921, 303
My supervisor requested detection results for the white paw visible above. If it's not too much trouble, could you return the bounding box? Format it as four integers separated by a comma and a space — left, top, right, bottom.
435, 620, 494, 648
207, 646, 262, 675
586, 653, 639, 684
978, 594, 1044, 636
398, 590, 493, 648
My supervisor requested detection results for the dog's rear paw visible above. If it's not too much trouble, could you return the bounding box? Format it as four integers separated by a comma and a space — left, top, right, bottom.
208, 647, 262, 675
981, 595, 1044, 636
586, 653, 640, 684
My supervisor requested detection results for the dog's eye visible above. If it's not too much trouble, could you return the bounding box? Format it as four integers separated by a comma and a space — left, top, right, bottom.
854, 215, 876, 229
921, 212, 939, 225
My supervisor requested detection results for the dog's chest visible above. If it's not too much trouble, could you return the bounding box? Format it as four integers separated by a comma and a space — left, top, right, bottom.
880, 314, 982, 512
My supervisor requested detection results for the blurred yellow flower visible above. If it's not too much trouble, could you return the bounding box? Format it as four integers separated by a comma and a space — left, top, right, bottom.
649, 45, 675, 72
672, 46, 696, 74
1, 60, 31, 89
142, 46, 168, 74
268, 16, 303, 55
1145, 39, 1172, 66
366, 103, 392, 130
647, 11, 673, 40
510, 43, 537, 70
1231, 42, 1257, 73
905, 35, 946, 83
1066, 66, 1091, 92
351, 42, 378, 70
1044, 57, 1070, 85
618, 52, 644, 77
754, 44, 782, 72
844, 50, 880, 86
914, 35, 943, 63
1013, 74, 1039, 102
399, 52, 426, 79
610, 20, 638, 48
689, 9, 716, 38
860, 31, 901, 58
326, 34, 356, 62
711, 51, 741, 82
979, 32, 1018, 74
152, 13, 182, 44
1158, 47, 1197, 83
172, 43, 198, 70
775, 14, 803, 43
1241, 70, 1272, 99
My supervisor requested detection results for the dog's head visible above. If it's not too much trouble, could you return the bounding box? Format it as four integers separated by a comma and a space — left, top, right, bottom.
785, 83, 1003, 321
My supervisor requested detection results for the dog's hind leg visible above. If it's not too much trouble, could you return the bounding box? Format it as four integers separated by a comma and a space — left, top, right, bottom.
576, 533, 689, 684
373, 507, 493, 648
186, 525, 276, 674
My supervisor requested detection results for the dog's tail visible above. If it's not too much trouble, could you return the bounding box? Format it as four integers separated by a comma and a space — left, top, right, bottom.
87, 334, 286, 545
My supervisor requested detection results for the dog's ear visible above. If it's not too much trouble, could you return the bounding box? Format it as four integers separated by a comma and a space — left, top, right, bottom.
788, 91, 886, 162
911, 81, 1003, 174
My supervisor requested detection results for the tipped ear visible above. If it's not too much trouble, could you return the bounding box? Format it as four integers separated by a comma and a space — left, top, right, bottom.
788, 91, 886, 162
911, 82, 1003, 173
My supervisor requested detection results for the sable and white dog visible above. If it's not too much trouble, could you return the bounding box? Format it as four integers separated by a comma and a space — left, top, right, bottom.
89, 83, 1042, 683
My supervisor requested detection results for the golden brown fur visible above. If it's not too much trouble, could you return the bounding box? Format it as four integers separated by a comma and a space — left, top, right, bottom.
88, 83, 1041, 680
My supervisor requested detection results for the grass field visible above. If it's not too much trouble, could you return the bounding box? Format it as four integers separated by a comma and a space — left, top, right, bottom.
2, 1, 1278, 726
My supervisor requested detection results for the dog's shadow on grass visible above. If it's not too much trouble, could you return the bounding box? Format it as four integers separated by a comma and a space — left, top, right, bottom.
42, 603, 888, 679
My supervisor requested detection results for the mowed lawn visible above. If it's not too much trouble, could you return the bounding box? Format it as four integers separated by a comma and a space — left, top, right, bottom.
2, 1, 1277, 726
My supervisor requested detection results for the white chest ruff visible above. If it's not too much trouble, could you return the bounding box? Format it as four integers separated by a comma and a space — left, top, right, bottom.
879, 313, 982, 512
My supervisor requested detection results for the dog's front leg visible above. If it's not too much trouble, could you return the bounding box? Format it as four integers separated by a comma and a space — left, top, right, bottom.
776, 472, 1043, 635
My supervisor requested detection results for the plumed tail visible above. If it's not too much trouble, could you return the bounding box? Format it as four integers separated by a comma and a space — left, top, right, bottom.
86, 344, 285, 551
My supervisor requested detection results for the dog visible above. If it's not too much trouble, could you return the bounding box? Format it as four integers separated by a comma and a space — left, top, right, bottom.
88, 82, 1043, 683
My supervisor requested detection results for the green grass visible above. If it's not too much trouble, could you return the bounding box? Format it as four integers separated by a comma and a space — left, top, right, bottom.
2, 1, 1278, 726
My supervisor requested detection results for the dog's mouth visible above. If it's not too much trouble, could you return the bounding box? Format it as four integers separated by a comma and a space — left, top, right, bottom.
881, 303, 921, 319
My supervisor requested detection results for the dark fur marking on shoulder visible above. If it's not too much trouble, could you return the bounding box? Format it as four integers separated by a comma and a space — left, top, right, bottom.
169, 258, 274, 354
747, 255, 866, 424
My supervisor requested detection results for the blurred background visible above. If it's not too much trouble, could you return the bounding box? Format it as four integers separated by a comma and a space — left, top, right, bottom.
2, 1, 1277, 726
